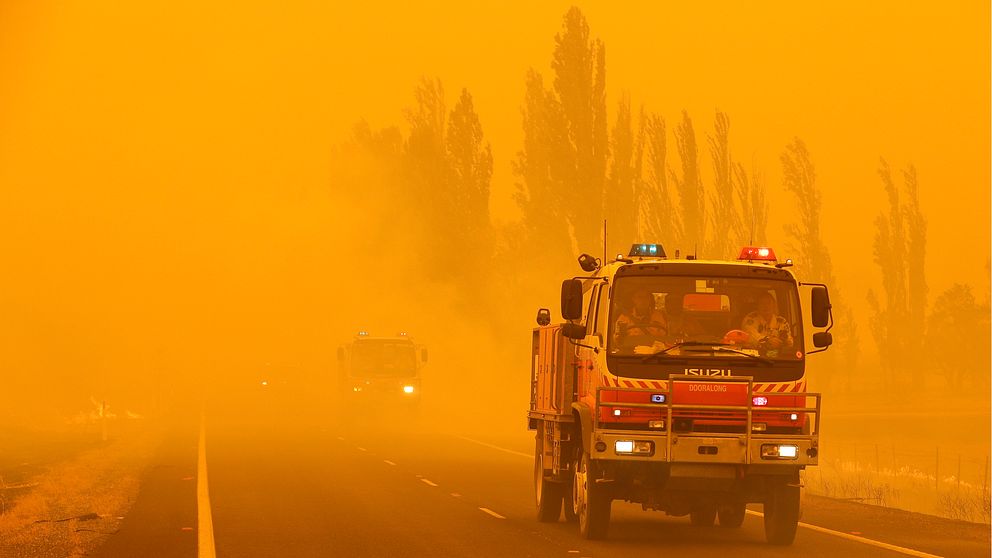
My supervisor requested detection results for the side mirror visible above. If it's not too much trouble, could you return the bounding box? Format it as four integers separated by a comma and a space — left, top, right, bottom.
561, 322, 587, 339
536, 308, 551, 326
578, 253, 600, 272
812, 332, 833, 348
421, 348, 429, 363
336, 347, 345, 362
561, 279, 584, 321
811, 286, 831, 328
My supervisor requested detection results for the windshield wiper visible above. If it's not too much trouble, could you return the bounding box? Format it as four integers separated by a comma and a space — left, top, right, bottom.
705, 346, 774, 366
640, 341, 729, 363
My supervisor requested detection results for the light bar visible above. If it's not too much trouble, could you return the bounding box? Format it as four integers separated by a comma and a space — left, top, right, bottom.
357, 330, 369, 336
738, 246, 777, 261
752, 396, 768, 406
628, 243, 666, 258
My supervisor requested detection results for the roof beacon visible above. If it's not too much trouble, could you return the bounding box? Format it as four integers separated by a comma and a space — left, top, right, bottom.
738, 246, 777, 262
628, 243, 666, 258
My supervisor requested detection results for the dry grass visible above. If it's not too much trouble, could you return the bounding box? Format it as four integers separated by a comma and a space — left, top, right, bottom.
0, 422, 163, 558
805, 457, 991, 524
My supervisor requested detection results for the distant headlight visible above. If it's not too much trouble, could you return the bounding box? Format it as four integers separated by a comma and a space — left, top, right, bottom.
403, 385, 415, 394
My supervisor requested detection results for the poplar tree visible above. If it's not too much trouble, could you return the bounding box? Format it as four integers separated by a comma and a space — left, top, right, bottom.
868, 160, 927, 389
707, 111, 742, 259
638, 112, 678, 247
782, 138, 859, 391
605, 95, 638, 251
670, 110, 704, 256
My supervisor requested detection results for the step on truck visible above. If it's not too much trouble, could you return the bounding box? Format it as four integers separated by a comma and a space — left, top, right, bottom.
528, 243, 833, 544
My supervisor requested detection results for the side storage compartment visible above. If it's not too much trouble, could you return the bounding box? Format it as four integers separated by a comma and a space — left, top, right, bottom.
530, 325, 575, 415
530, 325, 579, 482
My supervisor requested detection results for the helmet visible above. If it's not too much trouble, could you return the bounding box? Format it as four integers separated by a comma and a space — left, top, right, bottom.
722, 329, 750, 346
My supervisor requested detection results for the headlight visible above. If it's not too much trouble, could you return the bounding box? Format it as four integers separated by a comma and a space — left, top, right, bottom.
615, 440, 654, 456
760, 444, 799, 459
403, 385, 415, 394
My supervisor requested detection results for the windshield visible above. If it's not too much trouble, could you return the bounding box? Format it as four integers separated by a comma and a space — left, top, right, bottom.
608, 275, 803, 361
351, 341, 418, 377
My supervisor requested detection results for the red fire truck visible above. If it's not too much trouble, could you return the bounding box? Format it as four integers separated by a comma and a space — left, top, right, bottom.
528, 244, 833, 544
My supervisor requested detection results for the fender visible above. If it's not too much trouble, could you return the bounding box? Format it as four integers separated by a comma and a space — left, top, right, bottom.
571, 401, 594, 454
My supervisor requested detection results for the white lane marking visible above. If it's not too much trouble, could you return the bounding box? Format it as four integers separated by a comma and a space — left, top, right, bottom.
383, 460, 396, 466
452, 435, 531, 459
450, 492, 462, 498
567, 551, 580, 554
336, 436, 345, 441
744, 510, 943, 558
420, 478, 438, 487
478, 507, 506, 519
357, 447, 367, 452
197, 411, 216, 558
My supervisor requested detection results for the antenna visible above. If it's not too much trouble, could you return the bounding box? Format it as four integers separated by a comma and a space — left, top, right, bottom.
603, 219, 607, 263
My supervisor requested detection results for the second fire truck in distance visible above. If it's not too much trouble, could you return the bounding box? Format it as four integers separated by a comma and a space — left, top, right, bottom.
337, 331, 428, 408
529, 243, 833, 544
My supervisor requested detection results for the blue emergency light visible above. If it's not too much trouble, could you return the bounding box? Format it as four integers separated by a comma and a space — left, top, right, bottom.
628, 243, 666, 258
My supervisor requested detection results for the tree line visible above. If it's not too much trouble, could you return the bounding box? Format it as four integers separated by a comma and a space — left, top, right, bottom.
329, 6, 989, 393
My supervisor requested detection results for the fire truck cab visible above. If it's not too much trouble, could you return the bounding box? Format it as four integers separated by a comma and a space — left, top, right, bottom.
528, 244, 833, 544
337, 331, 427, 407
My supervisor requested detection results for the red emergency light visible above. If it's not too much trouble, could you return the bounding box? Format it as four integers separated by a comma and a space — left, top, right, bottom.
738, 246, 777, 262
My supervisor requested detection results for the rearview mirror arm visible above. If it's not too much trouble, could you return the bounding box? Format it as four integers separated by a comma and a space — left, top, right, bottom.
567, 338, 599, 353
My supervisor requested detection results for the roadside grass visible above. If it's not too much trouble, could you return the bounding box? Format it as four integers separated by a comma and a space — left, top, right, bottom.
0, 419, 163, 558
804, 456, 991, 524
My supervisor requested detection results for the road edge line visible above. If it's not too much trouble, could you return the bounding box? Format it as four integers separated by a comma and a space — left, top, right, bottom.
198, 411, 217, 558
744, 510, 943, 558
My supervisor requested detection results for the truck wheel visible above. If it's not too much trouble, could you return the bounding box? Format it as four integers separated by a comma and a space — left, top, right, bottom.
573, 452, 610, 539
534, 430, 563, 522
690, 505, 717, 526
717, 503, 746, 528
764, 484, 800, 545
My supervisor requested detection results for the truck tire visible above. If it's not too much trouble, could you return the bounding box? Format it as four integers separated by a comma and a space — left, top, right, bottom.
764, 484, 800, 544
573, 452, 610, 539
717, 502, 746, 528
690, 505, 717, 526
534, 429, 563, 522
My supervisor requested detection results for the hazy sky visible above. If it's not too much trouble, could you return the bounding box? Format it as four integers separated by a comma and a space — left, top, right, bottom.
0, 1, 988, 394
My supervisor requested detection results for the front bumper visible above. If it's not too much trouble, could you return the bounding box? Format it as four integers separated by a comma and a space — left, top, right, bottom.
592, 429, 817, 466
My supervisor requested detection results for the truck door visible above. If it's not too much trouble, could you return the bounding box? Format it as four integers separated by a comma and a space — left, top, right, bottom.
578, 284, 605, 397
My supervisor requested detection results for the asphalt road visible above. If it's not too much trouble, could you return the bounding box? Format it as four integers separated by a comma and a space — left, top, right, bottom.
91, 390, 991, 558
